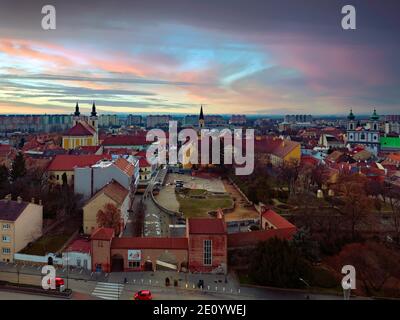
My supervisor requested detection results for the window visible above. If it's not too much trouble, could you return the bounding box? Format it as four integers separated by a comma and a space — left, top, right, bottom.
2, 248, 11, 254
2, 235, 11, 243
128, 261, 140, 268
203, 240, 212, 266
56, 175, 59, 180
2, 224, 10, 231
77, 258, 81, 267
360, 133, 366, 140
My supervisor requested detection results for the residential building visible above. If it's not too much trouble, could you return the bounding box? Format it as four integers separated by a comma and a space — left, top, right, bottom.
0, 114, 72, 134
83, 180, 130, 235
146, 115, 171, 128
255, 137, 301, 167
62, 238, 91, 270
74, 156, 139, 200
318, 133, 345, 149
0, 196, 43, 262
229, 115, 247, 126
284, 114, 313, 123
101, 135, 152, 151
126, 115, 143, 126
46, 154, 111, 186
98, 114, 118, 128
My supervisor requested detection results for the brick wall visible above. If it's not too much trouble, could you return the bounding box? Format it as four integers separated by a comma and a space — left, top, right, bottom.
188, 234, 227, 273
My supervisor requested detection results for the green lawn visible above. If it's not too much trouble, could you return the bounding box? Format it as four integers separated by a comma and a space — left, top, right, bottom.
177, 191, 233, 218
19, 234, 71, 256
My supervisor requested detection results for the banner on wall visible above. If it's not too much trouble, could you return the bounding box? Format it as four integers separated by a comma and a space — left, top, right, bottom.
128, 250, 141, 261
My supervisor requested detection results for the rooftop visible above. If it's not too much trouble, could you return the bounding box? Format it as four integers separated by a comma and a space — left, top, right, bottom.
91, 227, 115, 241
64, 122, 96, 137
0, 199, 29, 221
111, 237, 188, 250
47, 154, 111, 171
262, 209, 296, 229
89, 180, 129, 206
188, 218, 226, 234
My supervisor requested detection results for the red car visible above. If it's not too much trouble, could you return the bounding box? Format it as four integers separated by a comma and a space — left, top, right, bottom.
47, 277, 65, 289
134, 290, 153, 300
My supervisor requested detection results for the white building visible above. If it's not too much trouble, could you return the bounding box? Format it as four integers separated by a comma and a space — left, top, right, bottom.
74, 156, 139, 200
346, 109, 380, 155
62, 238, 91, 270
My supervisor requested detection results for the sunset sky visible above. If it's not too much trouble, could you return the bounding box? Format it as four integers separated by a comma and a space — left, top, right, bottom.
0, 0, 399, 115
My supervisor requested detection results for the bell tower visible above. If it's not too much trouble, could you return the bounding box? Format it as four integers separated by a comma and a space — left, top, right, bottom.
89, 101, 99, 145
199, 105, 205, 129
73, 102, 81, 126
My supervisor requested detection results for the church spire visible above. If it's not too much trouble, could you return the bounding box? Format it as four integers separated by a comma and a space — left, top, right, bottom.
199, 105, 205, 128
74, 102, 80, 116
91, 101, 97, 117
199, 105, 204, 120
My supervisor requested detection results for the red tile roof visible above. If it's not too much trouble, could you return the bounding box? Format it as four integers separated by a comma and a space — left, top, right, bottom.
139, 157, 150, 167
78, 146, 101, 154
65, 238, 91, 253
64, 122, 96, 136
47, 154, 111, 171
262, 209, 296, 229
188, 218, 226, 234
114, 157, 135, 176
90, 180, 129, 206
255, 137, 300, 159
91, 227, 115, 241
111, 237, 188, 250
102, 135, 151, 146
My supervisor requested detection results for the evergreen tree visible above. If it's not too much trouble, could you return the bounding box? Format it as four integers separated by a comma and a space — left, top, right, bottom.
11, 152, 27, 181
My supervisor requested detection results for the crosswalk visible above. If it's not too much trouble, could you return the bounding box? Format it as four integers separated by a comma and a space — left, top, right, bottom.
92, 282, 124, 300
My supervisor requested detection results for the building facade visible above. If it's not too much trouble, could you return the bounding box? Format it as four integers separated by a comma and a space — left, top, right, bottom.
346, 109, 380, 155
0, 196, 43, 263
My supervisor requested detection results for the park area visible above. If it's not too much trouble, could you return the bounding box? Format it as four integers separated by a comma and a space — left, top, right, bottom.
155, 173, 261, 220
176, 188, 233, 218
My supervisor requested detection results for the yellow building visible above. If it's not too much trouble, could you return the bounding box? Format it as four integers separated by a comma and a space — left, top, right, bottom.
269, 139, 301, 167
46, 154, 110, 186
83, 180, 129, 235
62, 102, 99, 150
0, 196, 43, 262
255, 137, 301, 167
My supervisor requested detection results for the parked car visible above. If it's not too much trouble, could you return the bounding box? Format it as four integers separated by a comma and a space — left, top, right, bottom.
134, 290, 153, 300
47, 277, 65, 291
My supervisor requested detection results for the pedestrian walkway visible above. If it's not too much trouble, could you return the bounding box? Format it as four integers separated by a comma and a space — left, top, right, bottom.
92, 282, 124, 300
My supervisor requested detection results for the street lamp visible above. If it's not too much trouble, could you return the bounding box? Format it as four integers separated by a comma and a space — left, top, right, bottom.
299, 277, 311, 299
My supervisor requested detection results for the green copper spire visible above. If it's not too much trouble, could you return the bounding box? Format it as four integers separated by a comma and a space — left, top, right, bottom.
347, 109, 355, 121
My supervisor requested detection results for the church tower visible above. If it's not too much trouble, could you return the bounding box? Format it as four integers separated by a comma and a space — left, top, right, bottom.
346, 109, 356, 144
369, 108, 380, 132
89, 101, 99, 145
199, 105, 205, 129
73, 102, 81, 126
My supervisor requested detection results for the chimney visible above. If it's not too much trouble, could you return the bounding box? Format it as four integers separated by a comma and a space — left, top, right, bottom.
4, 194, 11, 202
31, 197, 35, 204
39, 199, 42, 206
17, 196, 22, 204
